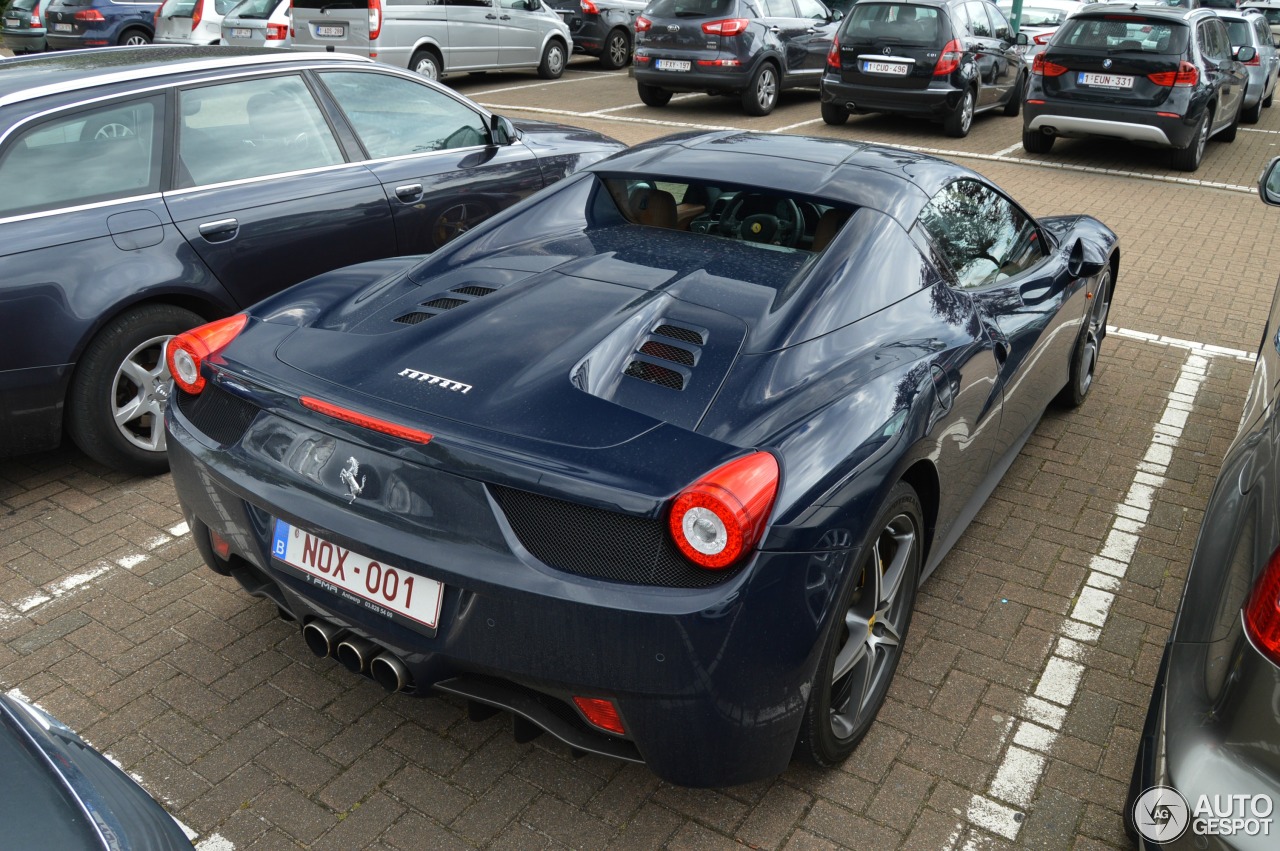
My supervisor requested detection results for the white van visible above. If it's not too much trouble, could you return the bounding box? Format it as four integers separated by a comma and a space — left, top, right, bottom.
291, 0, 571, 80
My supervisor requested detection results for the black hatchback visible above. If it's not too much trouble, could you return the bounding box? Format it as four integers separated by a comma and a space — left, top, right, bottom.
633, 0, 845, 116
819, 0, 1028, 137
1022, 3, 1250, 171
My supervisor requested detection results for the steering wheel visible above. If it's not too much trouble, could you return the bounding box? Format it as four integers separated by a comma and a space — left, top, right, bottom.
722, 193, 805, 247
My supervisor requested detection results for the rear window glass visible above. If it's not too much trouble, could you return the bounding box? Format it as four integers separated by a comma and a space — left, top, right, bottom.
226, 0, 281, 14
840, 3, 943, 45
8, 0, 39, 10
997, 4, 1069, 27
1055, 16, 1189, 53
292, 0, 367, 8
646, 0, 739, 17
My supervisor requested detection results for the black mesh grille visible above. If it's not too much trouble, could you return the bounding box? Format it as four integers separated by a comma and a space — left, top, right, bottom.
175, 383, 259, 446
654, 324, 704, 345
452, 285, 497, 297
394, 311, 434, 325
624, 360, 684, 390
422, 297, 466, 311
639, 340, 695, 366
490, 486, 740, 588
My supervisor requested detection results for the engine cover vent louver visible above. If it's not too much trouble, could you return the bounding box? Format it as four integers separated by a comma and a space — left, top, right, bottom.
393, 312, 434, 325
422, 297, 467, 311
654, 324, 705, 345
393, 285, 500, 326
452, 285, 497, 297
639, 340, 695, 366
624, 360, 685, 390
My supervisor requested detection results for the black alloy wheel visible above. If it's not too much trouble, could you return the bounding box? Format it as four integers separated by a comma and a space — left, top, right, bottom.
600, 28, 630, 70
1056, 263, 1112, 408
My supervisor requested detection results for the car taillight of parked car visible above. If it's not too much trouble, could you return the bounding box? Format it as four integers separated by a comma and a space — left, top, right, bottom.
266, 22, 287, 40
1245, 545, 1280, 667
581, 0, 599, 13
702, 18, 749, 36
1033, 30, 1054, 45
934, 39, 963, 75
166, 314, 248, 396
192, 0, 202, 30
1032, 53, 1068, 76
1242, 50, 1261, 66
668, 451, 778, 570
1147, 61, 1198, 87
827, 37, 840, 71
75, 9, 105, 20
635, 14, 650, 31
369, 0, 381, 39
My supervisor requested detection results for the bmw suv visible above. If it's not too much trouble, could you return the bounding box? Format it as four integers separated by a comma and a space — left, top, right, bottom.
1022, 3, 1250, 171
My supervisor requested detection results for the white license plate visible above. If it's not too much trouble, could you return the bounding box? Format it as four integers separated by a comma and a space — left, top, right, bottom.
271, 520, 443, 631
863, 61, 909, 75
315, 24, 345, 37
53, 22, 73, 32
5, 18, 19, 27
230, 27, 252, 38
1078, 72, 1134, 88
655, 59, 691, 72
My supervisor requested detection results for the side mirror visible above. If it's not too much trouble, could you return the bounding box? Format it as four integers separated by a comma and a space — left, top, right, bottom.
1239, 45, 1257, 63
829, 8, 843, 21
1016, 31, 1029, 46
1067, 239, 1105, 279
1259, 156, 1280, 206
489, 113, 518, 145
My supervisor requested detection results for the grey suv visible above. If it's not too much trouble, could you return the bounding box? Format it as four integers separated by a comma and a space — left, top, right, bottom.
633, 0, 845, 116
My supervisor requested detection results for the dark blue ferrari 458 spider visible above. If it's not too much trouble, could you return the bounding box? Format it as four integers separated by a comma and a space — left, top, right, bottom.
165, 131, 1119, 787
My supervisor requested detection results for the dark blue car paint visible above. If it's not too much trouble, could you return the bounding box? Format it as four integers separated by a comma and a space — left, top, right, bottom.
0, 49, 624, 460
167, 131, 1118, 786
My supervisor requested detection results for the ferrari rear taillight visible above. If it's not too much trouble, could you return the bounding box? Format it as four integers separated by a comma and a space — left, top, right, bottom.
573, 697, 625, 734
1245, 545, 1280, 667
266, 22, 288, 40
166, 314, 248, 395
580, 0, 599, 13
369, 0, 382, 39
1148, 62, 1198, 87
1032, 53, 1068, 77
668, 452, 778, 570
826, 37, 840, 71
702, 18, 749, 36
299, 397, 433, 444
934, 39, 962, 76
634, 14, 650, 32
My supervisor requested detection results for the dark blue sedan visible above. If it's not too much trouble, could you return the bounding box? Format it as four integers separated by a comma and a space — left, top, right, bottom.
165, 131, 1119, 787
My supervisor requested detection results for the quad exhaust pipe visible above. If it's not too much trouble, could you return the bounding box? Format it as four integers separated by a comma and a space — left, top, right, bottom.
301, 619, 413, 693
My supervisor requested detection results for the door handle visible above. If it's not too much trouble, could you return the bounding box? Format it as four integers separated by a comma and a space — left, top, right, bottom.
769, 25, 781, 33
500, 13, 511, 19
395, 183, 424, 203
486, 12, 497, 18
805, 27, 820, 34
198, 218, 239, 241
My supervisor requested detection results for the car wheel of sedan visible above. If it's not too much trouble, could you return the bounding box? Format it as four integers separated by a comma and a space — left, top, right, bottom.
743, 62, 779, 116
943, 88, 974, 137
1171, 112, 1210, 172
637, 82, 672, 107
821, 100, 849, 126
1002, 72, 1026, 117
1022, 126, 1054, 154
118, 28, 150, 46
410, 48, 442, 81
600, 28, 630, 70
797, 482, 923, 766
1056, 263, 1112, 409
538, 40, 567, 79
1244, 93, 1263, 124
67, 304, 204, 475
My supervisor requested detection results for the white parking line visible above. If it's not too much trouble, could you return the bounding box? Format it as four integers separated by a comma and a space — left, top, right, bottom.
464, 71, 621, 98
962, 351, 1211, 842
1243, 127, 1280, 135
771, 117, 826, 133
992, 142, 1023, 157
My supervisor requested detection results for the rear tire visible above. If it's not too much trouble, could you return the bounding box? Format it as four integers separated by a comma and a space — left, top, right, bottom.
637, 81, 672, 107
67, 304, 205, 475
599, 28, 630, 70
1022, 126, 1054, 153
943, 87, 974, 137
117, 27, 150, 46
821, 100, 849, 125
1218, 98, 1242, 141
1002, 72, 1025, 117
1171, 111, 1210, 172
537, 39, 567, 79
1244, 93, 1263, 124
1265, 91, 1274, 108
410, 48, 442, 81
1055, 263, 1112, 409
742, 62, 779, 116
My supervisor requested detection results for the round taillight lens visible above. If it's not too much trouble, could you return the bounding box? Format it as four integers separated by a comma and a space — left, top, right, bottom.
165, 314, 248, 395
669, 451, 779, 570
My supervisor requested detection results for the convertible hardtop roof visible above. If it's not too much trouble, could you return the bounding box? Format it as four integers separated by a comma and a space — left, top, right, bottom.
589, 131, 977, 226
0, 47, 370, 108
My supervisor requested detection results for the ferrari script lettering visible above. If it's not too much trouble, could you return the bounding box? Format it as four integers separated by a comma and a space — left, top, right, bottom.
397, 368, 472, 394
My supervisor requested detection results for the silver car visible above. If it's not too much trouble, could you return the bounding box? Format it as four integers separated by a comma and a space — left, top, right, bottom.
1240, 0, 1280, 45
220, 0, 290, 47
1219, 7, 1280, 122
153, 0, 236, 44
290, 0, 572, 81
